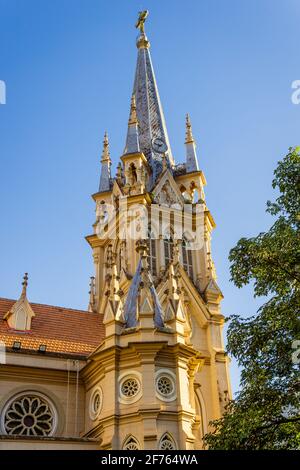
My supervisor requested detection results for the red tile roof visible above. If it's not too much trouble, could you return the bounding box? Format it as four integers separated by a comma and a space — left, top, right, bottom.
0, 298, 105, 357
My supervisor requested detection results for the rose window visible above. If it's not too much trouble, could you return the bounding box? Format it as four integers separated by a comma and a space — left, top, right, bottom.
121, 378, 140, 398
4, 395, 55, 436
155, 371, 176, 402
157, 376, 174, 397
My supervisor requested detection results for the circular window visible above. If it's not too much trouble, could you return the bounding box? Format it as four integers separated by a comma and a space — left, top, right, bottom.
157, 376, 174, 396
2, 393, 56, 436
119, 372, 142, 404
89, 387, 103, 420
121, 378, 140, 398
155, 370, 176, 402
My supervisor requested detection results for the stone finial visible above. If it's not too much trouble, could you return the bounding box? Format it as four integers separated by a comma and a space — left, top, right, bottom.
88, 276, 96, 312
124, 95, 140, 155
128, 94, 138, 125
185, 114, 199, 173
99, 131, 112, 192
101, 131, 110, 162
21, 272, 28, 299
185, 114, 194, 144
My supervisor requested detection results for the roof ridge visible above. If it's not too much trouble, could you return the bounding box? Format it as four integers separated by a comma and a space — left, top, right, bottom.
0, 297, 94, 315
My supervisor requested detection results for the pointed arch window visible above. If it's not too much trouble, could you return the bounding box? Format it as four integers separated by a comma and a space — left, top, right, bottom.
159, 433, 177, 450
182, 235, 194, 279
123, 435, 140, 450
163, 230, 174, 267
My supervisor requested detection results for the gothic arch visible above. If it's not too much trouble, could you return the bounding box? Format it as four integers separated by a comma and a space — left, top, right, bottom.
158, 432, 177, 450
122, 434, 140, 450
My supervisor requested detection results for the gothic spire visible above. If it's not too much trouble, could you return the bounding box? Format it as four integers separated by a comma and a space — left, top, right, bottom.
133, 11, 174, 184
185, 114, 199, 173
124, 94, 140, 155
99, 131, 111, 192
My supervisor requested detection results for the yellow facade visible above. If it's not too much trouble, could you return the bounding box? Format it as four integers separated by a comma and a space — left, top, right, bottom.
0, 13, 231, 450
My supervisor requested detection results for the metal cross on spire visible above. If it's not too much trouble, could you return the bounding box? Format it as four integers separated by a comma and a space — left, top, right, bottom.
135, 10, 149, 34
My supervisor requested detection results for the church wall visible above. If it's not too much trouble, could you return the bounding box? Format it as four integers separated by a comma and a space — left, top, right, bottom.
0, 361, 86, 439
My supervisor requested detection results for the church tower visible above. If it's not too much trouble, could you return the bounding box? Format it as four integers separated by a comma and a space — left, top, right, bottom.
84, 12, 231, 450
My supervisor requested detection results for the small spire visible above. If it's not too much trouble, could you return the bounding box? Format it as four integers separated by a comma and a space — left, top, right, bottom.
123, 95, 140, 155
128, 94, 138, 125
185, 114, 199, 173
21, 273, 28, 299
101, 131, 110, 162
185, 114, 194, 144
99, 131, 112, 192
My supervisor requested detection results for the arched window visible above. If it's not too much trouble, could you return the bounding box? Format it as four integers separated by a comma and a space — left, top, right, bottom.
123, 435, 140, 450
163, 230, 174, 266
194, 390, 208, 448
129, 163, 137, 185
159, 432, 177, 450
182, 236, 194, 279
147, 230, 157, 277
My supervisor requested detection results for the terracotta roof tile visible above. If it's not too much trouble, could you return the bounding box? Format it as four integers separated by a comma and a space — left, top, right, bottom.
0, 298, 105, 357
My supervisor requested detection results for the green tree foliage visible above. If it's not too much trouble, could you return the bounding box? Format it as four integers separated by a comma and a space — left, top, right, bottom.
204, 147, 300, 449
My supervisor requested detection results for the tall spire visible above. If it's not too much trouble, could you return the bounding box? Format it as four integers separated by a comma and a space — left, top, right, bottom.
185, 114, 199, 173
124, 94, 140, 154
99, 131, 111, 192
133, 11, 174, 184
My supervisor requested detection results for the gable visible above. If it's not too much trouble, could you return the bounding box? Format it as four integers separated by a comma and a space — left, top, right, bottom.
152, 170, 184, 209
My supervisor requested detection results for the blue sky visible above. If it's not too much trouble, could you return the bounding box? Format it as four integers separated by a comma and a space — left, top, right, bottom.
0, 0, 299, 393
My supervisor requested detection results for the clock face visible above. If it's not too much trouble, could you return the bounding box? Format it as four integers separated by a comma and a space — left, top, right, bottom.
152, 137, 168, 154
